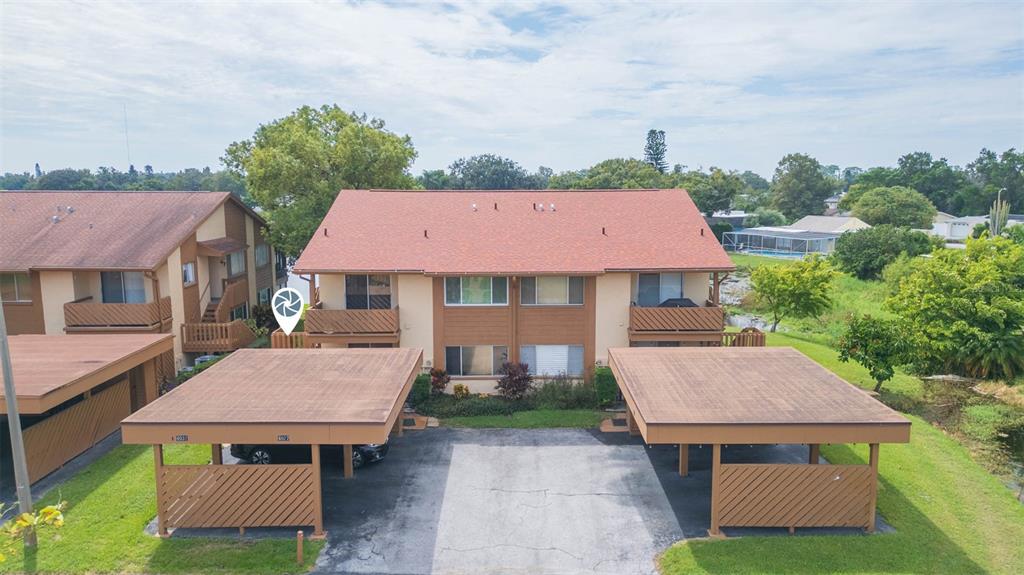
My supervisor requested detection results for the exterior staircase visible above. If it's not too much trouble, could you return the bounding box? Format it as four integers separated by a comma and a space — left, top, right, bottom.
201, 299, 220, 323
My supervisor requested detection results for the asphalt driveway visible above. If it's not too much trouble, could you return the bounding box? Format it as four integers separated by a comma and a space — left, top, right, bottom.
314, 428, 823, 575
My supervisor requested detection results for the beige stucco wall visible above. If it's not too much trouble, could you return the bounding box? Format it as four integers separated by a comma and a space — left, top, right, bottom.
245, 217, 258, 305
594, 272, 631, 366
39, 271, 76, 334
397, 274, 434, 367
195, 204, 226, 241
683, 272, 711, 305
166, 248, 186, 366
319, 274, 345, 309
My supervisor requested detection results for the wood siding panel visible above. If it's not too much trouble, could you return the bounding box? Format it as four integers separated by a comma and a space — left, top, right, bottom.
254, 227, 273, 293
442, 306, 511, 346
65, 296, 172, 328
158, 463, 319, 531
716, 463, 876, 530
180, 233, 200, 322
2, 271, 45, 334
223, 200, 247, 242
629, 305, 725, 332
22, 378, 130, 483
518, 307, 587, 344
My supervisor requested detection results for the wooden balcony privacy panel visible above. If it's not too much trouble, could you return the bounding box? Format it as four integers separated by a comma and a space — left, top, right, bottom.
630, 305, 725, 332
721, 329, 766, 347
65, 296, 172, 329
270, 329, 305, 349
181, 320, 256, 352
215, 278, 249, 323
23, 378, 130, 483
305, 308, 399, 335
717, 463, 875, 529
158, 464, 318, 531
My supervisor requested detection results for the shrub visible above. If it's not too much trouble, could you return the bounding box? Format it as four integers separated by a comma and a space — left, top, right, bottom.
249, 303, 278, 330
959, 403, 1024, 444
750, 254, 836, 331
709, 222, 733, 240
742, 207, 787, 228
414, 393, 533, 418
452, 383, 470, 399
243, 318, 269, 338
408, 373, 430, 407
837, 315, 911, 392
832, 225, 933, 280
530, 375, 598, 409
429, 368, 451, 395
594, 366, 618, 407
496, 361, 533, 400
880, 253, 919, 295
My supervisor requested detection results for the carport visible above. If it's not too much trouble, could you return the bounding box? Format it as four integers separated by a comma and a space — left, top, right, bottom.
1, 333, 172, 484
608, 346, 910, 536
120, 347, 422, 538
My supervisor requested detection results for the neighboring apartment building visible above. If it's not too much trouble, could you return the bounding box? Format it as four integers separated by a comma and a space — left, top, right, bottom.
0, 191, 286, 373
293, 189, 736, 391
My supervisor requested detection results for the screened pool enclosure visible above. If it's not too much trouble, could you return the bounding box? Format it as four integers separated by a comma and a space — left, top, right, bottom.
722, 227, 839, 256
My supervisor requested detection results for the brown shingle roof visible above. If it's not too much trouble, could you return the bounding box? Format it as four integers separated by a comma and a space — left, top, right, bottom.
294, 189, 734, 275
0, 191, 232, 271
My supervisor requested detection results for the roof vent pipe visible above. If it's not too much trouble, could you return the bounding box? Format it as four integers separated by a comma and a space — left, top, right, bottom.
324, 227, 329, 237
494, 202, 498, 210
472, 203, 477, 211
424, 229, 428, 238
602, 226, 607, 236
550, 203, 556, 211
700, 228, 704, 236
533, 202, 537, 210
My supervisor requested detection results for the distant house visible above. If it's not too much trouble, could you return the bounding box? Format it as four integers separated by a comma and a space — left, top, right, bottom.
930, 213, 1024, 241
824, 194, 843, 215
721, 215, 870, 256
704, 210, 749, 229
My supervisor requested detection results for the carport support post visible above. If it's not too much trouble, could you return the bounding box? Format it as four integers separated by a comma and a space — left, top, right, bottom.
866, 443, 879, 533
311, 444, 324, 537
153, 445, 168, 537
809, 444, 820, 464
212, 444, 222, 465
392, 414, 403, 437
709, 444, 722, 537
626, 408, 640, 437
343, 444, 354, 479
678, 444, 688, 477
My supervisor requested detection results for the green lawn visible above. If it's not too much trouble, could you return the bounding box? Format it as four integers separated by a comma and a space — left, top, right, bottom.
0, 444, 323, 574
443, 409, 606, 429
660, 332, 1024, 574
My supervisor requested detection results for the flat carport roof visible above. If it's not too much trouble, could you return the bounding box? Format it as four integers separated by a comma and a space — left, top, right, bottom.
608, 346, 910, 445
121, 347, 423, 446
1, 333, 173, 414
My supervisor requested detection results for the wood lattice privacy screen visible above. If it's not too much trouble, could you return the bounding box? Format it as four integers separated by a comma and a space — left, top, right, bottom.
158, 464, 319, 531
716, 463, 876, 529
23, 378, 130, 483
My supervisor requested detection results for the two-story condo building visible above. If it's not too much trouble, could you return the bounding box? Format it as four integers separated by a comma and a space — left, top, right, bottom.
293, 189, 737, 391
0, 191, 286, 377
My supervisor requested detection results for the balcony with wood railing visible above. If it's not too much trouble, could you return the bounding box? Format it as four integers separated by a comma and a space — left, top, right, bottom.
305, 307, 400, 336
181, 320, 256, 353
629, 302, 725, 334
65, 296, 172, 331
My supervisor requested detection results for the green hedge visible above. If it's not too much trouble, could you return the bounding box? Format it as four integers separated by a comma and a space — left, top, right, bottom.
414, 394, 534, 418
408, 373, 430, 407
412, 375, 616, 418
594, 366, 618, 407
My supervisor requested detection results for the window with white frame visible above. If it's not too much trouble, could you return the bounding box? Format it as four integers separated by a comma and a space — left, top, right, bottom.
444, 276, 508, 305
230, 303, 248, 321
0, 272, 33, 303
182, 262, 196, 286
258, 287, 271, 305
521, 276, 584, 305
636, 273, 683, 307
520, 345, 584, 377
255, 244, 270, 267
226, 250, 246, 277
101, 271, 146, 304
445, 345, 508, 376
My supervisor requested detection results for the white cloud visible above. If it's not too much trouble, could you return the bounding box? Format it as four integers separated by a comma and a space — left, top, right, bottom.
1, 0, 1021, 176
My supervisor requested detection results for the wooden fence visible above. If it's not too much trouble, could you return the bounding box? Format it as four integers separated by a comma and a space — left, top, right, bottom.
721, 328, 766, 347
157, 462, 321, 534
64, 296, 172, 329
629, 305, 725, 332
23, 378, 130, 483
181, 320, 256, 353
270, 329, 306, 349
715, 463, 876, 531
305, 308, 400, 335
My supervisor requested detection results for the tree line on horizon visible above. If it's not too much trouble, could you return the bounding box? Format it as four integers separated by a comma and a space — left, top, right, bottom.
3, 104, 1020, 257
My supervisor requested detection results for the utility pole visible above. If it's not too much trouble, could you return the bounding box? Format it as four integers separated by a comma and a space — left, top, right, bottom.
0, 302, 36, 546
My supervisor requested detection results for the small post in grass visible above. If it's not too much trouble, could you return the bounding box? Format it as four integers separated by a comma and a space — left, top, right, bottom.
296, 530, 304, 565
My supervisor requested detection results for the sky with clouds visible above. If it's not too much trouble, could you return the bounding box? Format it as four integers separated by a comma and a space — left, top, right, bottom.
2, 1, 1022, 177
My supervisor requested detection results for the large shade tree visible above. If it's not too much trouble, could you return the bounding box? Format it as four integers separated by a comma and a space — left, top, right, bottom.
223, 105, 417, 257
850, 185, 937, 228
769, 153, 833, 220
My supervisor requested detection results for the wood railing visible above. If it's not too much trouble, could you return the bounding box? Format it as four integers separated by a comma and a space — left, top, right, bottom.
629, 303, 725, 332
271, 329, 306, 349
215, 278, 249, 323
721, 328, 766, 347
157, 463, 320, 532
305, 307, 399, 335
65, 296, 172, 330
181, 320, 256, 352
715, 463, 875, 530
